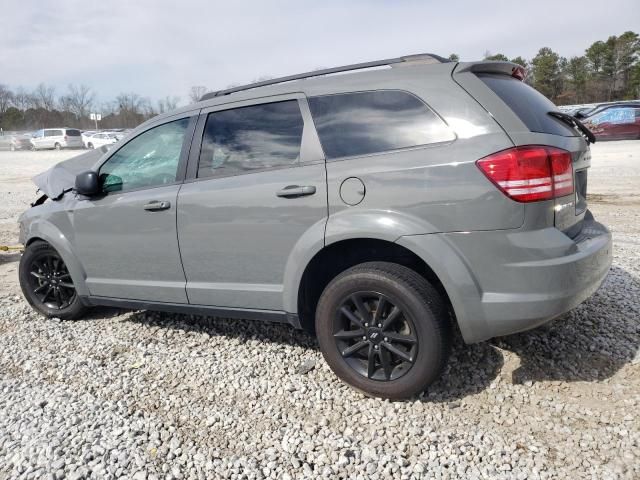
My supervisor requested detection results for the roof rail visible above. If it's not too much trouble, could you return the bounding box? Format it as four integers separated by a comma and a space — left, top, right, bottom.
200, 53, 451, 101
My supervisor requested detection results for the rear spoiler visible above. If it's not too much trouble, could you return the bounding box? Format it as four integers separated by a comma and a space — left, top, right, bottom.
454, 61, 527, 81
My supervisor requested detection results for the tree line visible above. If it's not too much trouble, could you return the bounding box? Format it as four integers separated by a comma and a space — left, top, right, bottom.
450, 30, 639, 105
0, 85, 207, 132
1, 30, 638, 133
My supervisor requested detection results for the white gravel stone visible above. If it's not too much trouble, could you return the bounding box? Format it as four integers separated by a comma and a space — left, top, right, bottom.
0, 145, 639, 479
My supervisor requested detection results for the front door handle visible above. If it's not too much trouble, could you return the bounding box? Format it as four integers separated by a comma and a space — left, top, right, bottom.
276, 185, 316, 198
143, 200, 171, 211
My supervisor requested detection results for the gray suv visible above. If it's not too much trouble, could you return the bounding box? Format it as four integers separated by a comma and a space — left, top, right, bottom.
18, 54, 612, 399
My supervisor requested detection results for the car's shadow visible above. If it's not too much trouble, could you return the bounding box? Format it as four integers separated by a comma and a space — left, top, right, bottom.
123, 309, 319, 350
121, 265, 638, 402
0, 252, 21, 266
492, 265, 639, 385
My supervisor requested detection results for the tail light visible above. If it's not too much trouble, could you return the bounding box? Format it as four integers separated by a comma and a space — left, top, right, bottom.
64, 135, 68, 140
477, 146, 574, 203
511, 65, 526, 81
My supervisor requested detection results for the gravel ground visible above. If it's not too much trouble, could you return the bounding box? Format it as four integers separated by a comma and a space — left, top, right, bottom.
0, 143, 639, 479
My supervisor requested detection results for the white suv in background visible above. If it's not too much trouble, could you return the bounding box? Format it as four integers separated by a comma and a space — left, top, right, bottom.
85, 132, 119, 149
81, 131, 96, 148
30, 128, 83, 150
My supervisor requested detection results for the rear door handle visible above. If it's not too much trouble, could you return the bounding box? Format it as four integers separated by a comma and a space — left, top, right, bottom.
276, 185, 316, 198
143, 200, 171, 211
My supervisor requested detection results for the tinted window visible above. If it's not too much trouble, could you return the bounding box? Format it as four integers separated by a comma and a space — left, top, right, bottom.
477, 74, 576, 137
198, 100, 304, 179
66, 129, 81, 136
308, 90, 454, 159
99, 118, 190, 193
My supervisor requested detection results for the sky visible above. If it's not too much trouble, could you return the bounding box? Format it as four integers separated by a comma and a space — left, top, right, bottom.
1, 0, 638, 107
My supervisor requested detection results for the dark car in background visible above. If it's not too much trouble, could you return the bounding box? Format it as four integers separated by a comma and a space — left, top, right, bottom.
9, 134, 33, 151
582, 103, 640, 140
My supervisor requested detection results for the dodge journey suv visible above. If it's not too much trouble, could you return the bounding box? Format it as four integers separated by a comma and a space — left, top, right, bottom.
18, 54, 612, 399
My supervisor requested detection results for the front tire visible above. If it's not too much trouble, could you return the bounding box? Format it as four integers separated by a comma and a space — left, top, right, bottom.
316, 262, 450, 399
19, 241, 87, 319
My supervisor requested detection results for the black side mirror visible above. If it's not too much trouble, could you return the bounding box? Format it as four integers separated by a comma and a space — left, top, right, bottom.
75, 171, 100, 196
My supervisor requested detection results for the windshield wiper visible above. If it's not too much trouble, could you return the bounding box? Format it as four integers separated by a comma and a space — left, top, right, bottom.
548, 111, 596, 144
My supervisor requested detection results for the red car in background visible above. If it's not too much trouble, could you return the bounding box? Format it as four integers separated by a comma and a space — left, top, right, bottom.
582, 104, 640, 140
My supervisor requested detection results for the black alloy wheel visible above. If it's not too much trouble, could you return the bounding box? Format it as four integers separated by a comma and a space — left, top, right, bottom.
19, 241, 87, 319
316, 262, 450, 399
334, 291, 418, 381
26, 252, 76, 310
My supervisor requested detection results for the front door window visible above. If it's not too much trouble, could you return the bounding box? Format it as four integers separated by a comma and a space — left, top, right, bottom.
99, 118, 190, 193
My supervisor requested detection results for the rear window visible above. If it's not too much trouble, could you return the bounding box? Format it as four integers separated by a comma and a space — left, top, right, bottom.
477, 74, 577, 137
65, 129, 81, 136
308, 90, 454, 159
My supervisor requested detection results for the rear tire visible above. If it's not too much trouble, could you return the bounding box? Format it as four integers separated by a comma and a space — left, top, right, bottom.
315, 261, 450, 399
19, 241, 88, 320
88, 143, 94, 149
54, 143, 62, 150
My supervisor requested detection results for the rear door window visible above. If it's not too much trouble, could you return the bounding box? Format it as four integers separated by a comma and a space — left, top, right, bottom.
308, 90, 454, 159
198, 100, 304, 179
477, 74, 577, 137
66, 129, 81, 136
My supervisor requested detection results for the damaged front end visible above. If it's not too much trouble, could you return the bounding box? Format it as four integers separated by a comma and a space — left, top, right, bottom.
19, 148, 105, 245
31, 148, 104, 201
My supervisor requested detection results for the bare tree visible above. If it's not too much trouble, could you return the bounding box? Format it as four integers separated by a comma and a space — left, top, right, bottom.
188, 86, 207, 103
116, 93, 144, 114
0, 84, 13, 114
12, 87, 33, 111
157, 95, 180, 113
115, 93, 149, 127
140, 97, 156, 117
32, 83, 56, 110
60, 84, 94, 119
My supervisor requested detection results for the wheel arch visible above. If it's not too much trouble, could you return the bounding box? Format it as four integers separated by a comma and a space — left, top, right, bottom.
23, 224, 89, 296
294, 237, 455, 335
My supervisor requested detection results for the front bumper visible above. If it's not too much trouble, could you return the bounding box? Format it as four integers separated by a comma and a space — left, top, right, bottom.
397, 210, 612, 343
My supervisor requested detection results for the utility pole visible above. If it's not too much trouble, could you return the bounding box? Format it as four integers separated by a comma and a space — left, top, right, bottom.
90, 113, 101, 131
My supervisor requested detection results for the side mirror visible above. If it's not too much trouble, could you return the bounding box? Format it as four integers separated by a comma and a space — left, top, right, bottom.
75, 171, 100, 196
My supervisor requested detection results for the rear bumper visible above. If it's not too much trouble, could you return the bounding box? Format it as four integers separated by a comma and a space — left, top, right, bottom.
11, 142, 31, 150
397, 211, 612, 343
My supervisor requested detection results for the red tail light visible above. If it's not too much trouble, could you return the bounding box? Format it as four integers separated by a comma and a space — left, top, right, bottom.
64, 135, 68, 140
477, 146, 574, 203
511, 65, 526, 81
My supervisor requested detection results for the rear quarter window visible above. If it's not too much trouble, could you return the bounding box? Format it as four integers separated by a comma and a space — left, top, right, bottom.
308, 90, 454, 159
477, 74, 577, 137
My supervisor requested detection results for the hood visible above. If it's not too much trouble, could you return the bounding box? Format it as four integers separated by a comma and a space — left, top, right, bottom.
32, 148, 105, 199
